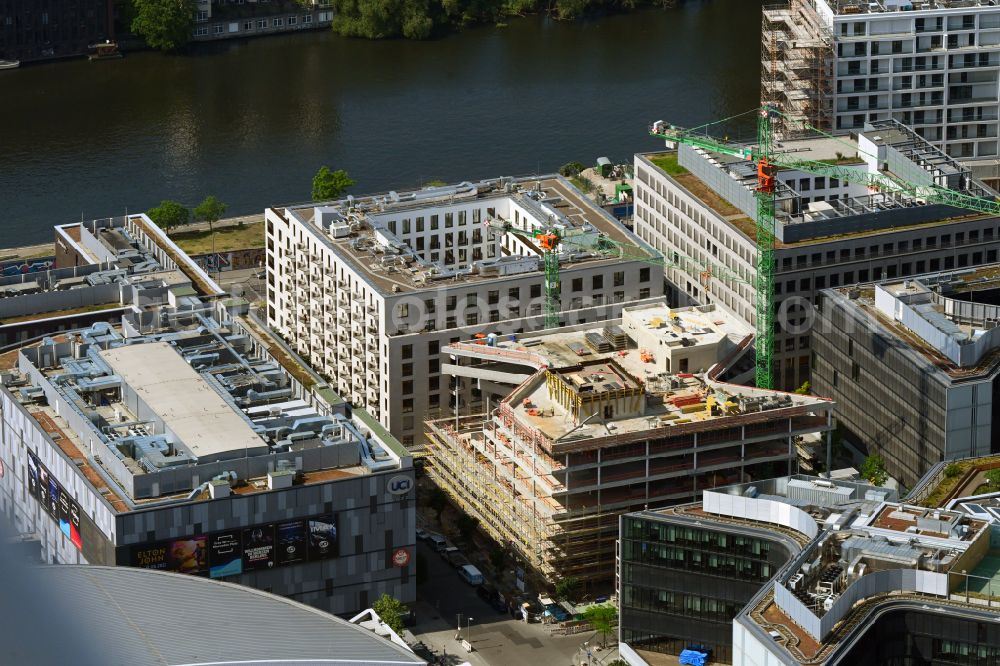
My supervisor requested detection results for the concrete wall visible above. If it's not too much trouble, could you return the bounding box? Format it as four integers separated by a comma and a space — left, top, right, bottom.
702, 489, 819, 539
0, 284, 120, 320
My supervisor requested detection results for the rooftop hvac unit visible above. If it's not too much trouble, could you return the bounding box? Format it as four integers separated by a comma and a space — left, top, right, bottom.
823, 596, 835, 612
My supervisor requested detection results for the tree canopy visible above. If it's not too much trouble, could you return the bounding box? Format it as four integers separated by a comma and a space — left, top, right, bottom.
426, 486, 449, 521
194, 196, 227, 227
860, 453, 888, 486
554, 575, 580, 603
147, 200, 189, 231
131, 0, 196, 52
582, 603, 618, 647
372, 593, 406, 635
312, 167, 356, 201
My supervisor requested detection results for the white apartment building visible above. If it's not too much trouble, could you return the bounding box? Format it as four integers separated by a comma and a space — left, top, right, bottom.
265, 177, 664, 447
764, 0, 1000, 181
635, 119, 1000, 390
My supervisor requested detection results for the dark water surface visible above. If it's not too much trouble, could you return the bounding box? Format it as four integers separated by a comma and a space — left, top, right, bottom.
0, 1, 761, 246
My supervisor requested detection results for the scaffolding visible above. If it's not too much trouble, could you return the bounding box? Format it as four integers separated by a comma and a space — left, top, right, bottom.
762, 0, 834, 138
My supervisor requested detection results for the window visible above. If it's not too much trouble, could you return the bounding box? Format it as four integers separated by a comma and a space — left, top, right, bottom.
639, 287, 650, 299
613, 271, 625, 287
401, 344, 413, 360
431, 215, 439, 230
508, 287, 519, 301
244, 20, 253, 30
402, 380, 413, 395
640, 267, 651, 282
303, 14, 312, 23
288, 15, 297, 24
194, 25, 208, 35
272, 17, 283, 26
593, 275, 604, 289
428, 340, 439, 355
572, 278, 583, 292
488, 290, 499, 304
530, 284, 541, 298
401, 362, 413, 376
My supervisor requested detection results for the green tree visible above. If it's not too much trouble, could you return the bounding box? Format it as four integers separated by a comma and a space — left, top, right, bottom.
489, 546, 507, 574
194, 196, 227, 228
559, 161, 586, 177
555, 575, 580, 603
793, 381, 811, 395
456, 513, 479, 542
147, 200, 189, 231
371, 593, 406, 635
860, 453, 889, 486
944, 463, 962, 479
582, 603, 618, 647
427, 486, 449, 522
131, 0, 195, 52
312, 166, 356, 201
987, 469, 1000, 487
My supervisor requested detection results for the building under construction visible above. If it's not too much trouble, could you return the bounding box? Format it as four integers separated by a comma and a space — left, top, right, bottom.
762, 0, 834, 137
425, 302, 834, 587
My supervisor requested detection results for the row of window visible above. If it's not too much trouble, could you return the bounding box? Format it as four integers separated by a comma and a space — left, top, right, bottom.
192, 13, 319, 36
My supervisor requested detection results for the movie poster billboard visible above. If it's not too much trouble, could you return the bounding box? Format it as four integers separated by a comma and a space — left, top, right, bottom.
307, 515, 338, 560
133, 536, 207, 574
242, 524, 275, 572
209, 531, 243, 579
275, 520, 306, 566
26, 451, 83, 552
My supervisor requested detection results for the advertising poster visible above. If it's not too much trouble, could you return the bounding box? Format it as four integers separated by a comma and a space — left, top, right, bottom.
26, 452, 39, 497
132, 543, 170, 570
209, 531, 243, 579
48, 474, 59, 517
167, 536, 207, 574
68, 500, 83, 550
58, 489, 72, 544
242, 524, 275, 572
307, 515, 338, 560
37, 465, 51, 511
276, 520, 306, 566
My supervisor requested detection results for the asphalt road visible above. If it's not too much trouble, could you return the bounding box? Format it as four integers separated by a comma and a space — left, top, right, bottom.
411, 542, 612, 666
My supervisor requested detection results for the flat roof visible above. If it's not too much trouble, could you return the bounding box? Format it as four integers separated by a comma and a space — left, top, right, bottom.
99, 342, 263, 462
285, 176, 655, 295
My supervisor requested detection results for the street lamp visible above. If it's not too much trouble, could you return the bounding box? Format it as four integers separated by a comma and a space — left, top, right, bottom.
467, 616, 474, 645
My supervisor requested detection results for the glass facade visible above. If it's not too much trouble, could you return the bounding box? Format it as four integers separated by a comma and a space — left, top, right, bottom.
837, 609, 1000, 666
619, 514, 794, 664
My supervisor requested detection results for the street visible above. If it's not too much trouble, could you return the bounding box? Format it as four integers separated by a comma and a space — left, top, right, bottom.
411, 542, 617, 666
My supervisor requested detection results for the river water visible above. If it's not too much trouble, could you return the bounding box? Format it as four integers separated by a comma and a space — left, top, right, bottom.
0, 1, 761, 246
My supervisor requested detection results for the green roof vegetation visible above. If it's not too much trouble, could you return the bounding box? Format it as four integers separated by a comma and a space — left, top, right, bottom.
919, 455, 1000, 508
649, 153, 689, 177
169, 221, 264, 255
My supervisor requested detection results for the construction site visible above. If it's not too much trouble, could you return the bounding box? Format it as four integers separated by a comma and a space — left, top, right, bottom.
424, 301, 835, 587
762, 0, 833, 138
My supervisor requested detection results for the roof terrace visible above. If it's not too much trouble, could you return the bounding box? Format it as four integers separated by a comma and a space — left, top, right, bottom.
279, 176, 656, 295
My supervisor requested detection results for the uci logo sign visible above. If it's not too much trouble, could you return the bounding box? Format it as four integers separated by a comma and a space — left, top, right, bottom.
388, 475, 414, 496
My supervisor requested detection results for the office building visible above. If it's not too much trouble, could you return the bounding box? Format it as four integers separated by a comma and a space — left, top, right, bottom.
813, 269, 1000, 487
190, 0, 334, 42
425, 300, 834, 587
618, 475, 894, 664
0, 301, 415, 615
635, 118, 1000, 390
265, 177, 664, 447
618, 470, 1000, 666
763, 0, 1000, 182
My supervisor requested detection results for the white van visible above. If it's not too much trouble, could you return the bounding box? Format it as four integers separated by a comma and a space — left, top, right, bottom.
428, 534, 449, 552
459, 564, 484, 586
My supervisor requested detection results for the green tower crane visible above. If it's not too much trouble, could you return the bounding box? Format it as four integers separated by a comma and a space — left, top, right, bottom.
651, 107, 1000, 389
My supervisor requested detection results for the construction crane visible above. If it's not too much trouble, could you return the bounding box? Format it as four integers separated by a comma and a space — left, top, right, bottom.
650, 106, 1000, 389
486, 219, 749, 331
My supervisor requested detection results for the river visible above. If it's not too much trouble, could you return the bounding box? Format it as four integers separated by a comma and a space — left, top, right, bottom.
0, 1, 762, 247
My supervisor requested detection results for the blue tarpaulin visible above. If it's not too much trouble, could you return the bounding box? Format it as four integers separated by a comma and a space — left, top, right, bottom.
679, 649, 709, 666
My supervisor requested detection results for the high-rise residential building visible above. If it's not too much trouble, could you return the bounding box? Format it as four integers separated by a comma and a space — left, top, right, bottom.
813, 269, 1000, 487
426, 300, 834, 588
762, 0, 1000, 183
265, 177, 664, 447
635, 119, 1000, 390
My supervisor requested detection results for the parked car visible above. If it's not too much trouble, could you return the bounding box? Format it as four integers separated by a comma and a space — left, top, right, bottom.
476, 584, 506, 613
459, 564, 484, 586
428, 534, 449, 552
440, 545, 459, 559
446, 551, 471, 570
521, 597, 544, 622
400, 606, 417, 628
415, 528, 429, 542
